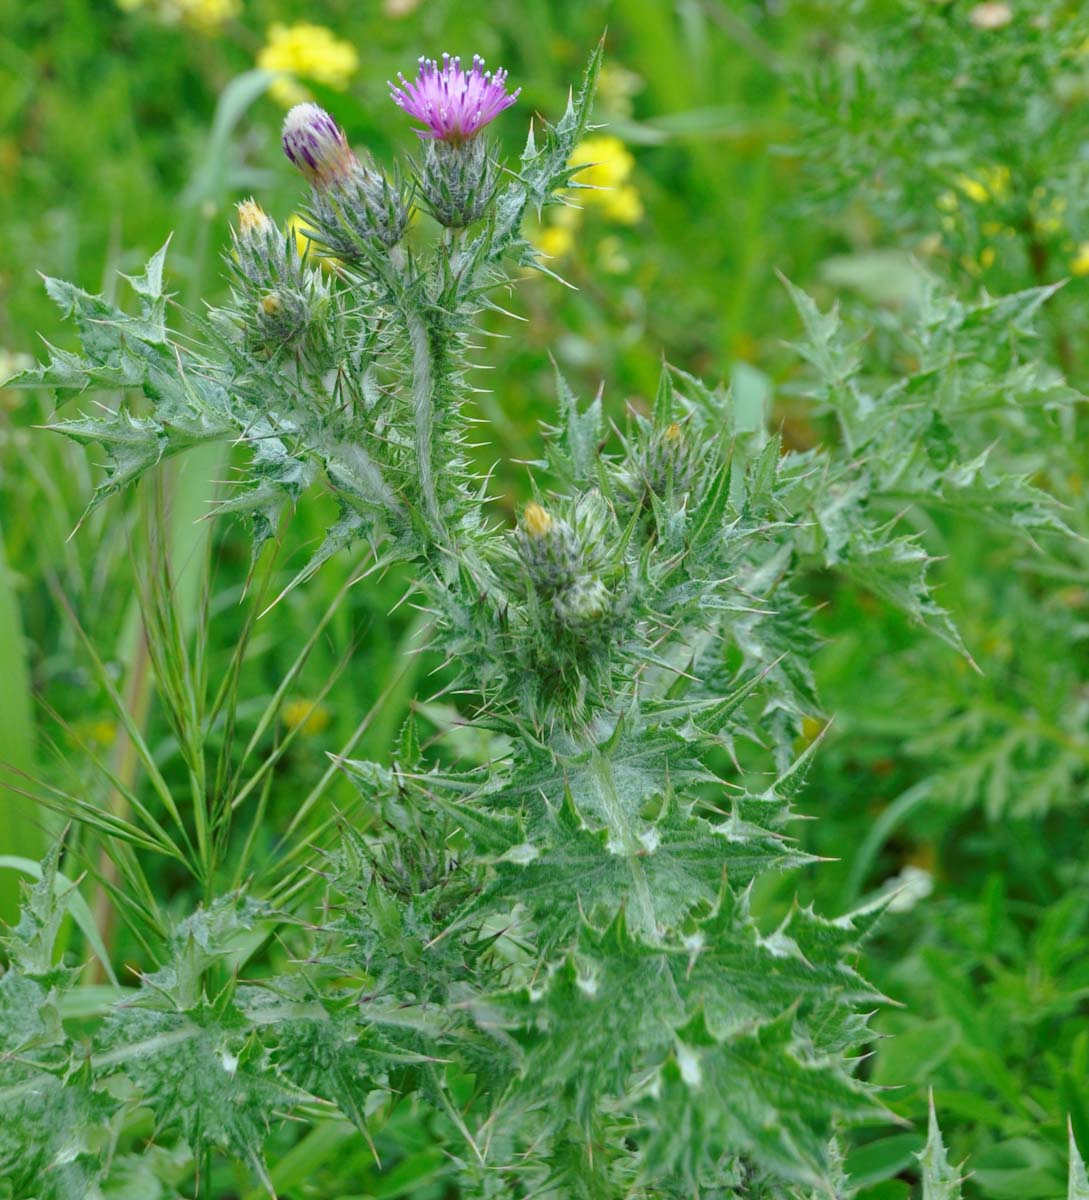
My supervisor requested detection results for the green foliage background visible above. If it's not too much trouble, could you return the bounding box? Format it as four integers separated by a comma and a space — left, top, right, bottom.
1, 0, 1088, 1197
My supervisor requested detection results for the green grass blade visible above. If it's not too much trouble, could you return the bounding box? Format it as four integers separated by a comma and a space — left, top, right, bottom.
0, 522, 38, 923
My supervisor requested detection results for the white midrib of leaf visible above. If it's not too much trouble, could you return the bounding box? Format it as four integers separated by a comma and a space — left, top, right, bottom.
588, 747, 657, 940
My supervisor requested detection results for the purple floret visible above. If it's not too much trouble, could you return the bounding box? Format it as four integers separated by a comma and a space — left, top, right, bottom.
389, 53, 520, 142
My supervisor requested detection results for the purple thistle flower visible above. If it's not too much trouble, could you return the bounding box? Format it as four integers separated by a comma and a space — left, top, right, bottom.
282, 102, 358, 189
389, 53, 520, 142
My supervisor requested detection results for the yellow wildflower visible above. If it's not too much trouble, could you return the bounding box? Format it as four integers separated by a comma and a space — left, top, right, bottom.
569, 135, 644, 225
980, 246, 996, 270
1031, 192, 1067, 237
801, 715, 825, 745
954, 164, 1011, 205
954, 175, 989, 205
288, 213, 317, 259
178, 0, 237, 27
1071, 242, 1089, 276
596, 63, 643, 118
287, 213, 343, 271
115, 0, 239, 29
595, 234, 631, 275
533, 223, 576, 261
258, 23, 359, 109
282, 698, 332, 736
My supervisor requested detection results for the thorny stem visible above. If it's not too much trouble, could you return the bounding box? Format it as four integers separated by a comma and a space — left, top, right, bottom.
387, 247, 447, 550
407, 306, 444, 541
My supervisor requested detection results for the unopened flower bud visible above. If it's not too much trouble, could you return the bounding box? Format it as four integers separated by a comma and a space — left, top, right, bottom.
253, 288, 311, 352
236, 198, 275, 241
553, 576, 611, 629
517, 507, 580, 596
231, 199, 283, 285
619, 419, 698, 512
523, 502, 553, 538
283, 103, 408, 254
282, 103, 358, 190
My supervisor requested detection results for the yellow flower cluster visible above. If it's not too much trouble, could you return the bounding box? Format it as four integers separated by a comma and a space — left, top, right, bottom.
570, 135, 644, 224
532, 135, 643, 266
281, 698, 332, 736
953, 164, 1011, 206
1071, 243, 1089, 276
257, 23, 359, 108
115, 0, 239, 29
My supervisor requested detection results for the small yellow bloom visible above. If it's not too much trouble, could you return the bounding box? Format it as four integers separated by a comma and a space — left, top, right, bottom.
595, 234, 631, 275
1071, 242, 1089, 276
178, 0, 237, 27
287, 213, 342, 271
522, 502, 553, 538
569, 135, 644, 225
282, 698, 332, 736
954, 164, 1010, 205
89, 719, 118, 747
603, 185, 644, 225
533, 223, 576, 261
954, 174, 989, 205
259, 293, 283, 316
979, 246, 996, 269
115, 0, 239, 29
288, 213, 317, 258
801, 715, 825, 744
258, 23, 359, 109
596, 63, 643, 118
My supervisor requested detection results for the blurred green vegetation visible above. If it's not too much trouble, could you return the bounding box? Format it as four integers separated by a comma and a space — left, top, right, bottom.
2, 1, 1088, 1197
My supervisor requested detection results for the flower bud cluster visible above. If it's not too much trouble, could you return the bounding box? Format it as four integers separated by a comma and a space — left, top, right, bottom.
517, 502, 612, 633
282, 103, 408, 256
618, 419, 700, 512
229, 198, 326, 356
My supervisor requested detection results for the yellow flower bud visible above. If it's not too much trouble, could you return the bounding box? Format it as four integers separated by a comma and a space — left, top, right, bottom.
523, 502, 553, 539
236, 198, 274, 240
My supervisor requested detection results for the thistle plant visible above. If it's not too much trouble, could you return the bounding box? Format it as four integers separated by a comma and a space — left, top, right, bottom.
1, 38, 1084, 1200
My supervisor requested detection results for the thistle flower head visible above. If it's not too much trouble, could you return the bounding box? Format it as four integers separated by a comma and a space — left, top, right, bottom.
389, 53, 520, 142
282, 102, 357, 189
235, 198, 275, 240
523, 502, 553, 539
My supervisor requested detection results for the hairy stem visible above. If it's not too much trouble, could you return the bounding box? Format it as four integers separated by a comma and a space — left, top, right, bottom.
407, 307, 444, 542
